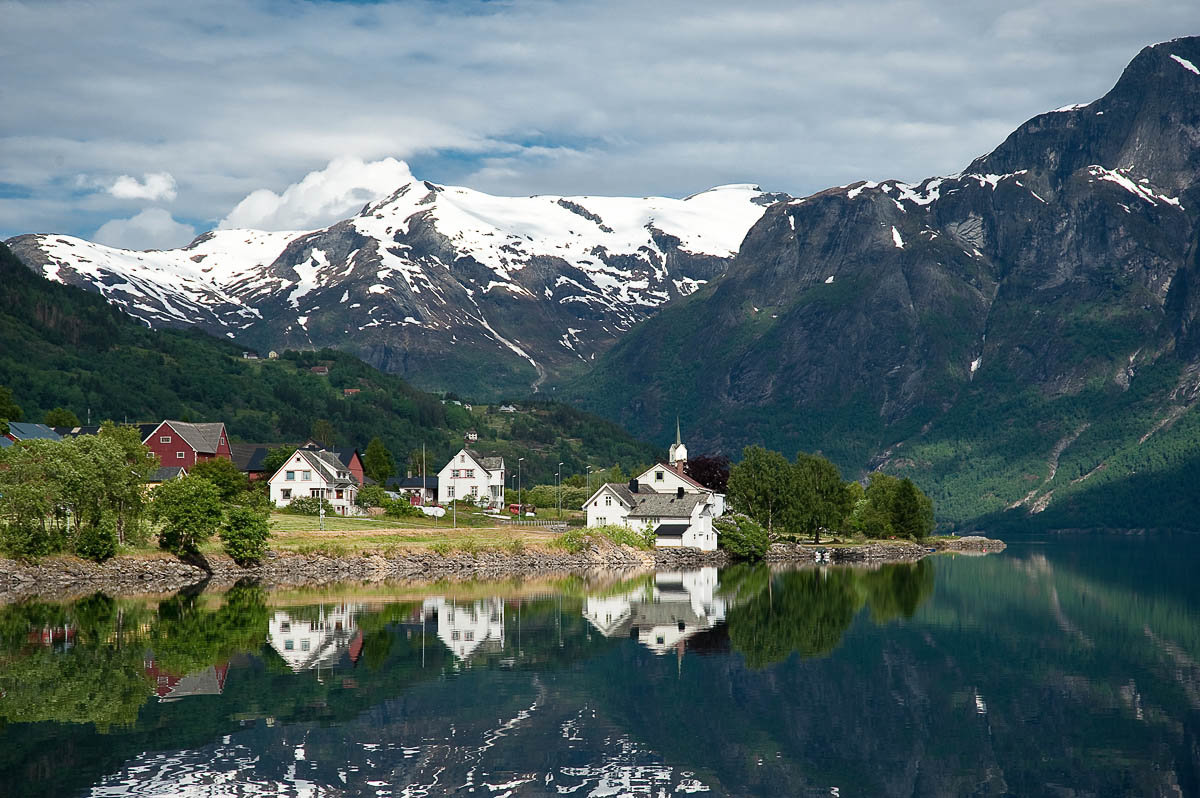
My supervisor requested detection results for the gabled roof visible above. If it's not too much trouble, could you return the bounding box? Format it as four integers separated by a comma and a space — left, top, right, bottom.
626, 491, 708, 520
229, 443, 269, 471
283, 447, 358, 487
6, 422, 62, 441
586, 482, 636, 508
462, 448, 504, 473
333, 448, 361, 467
149, 466, 188, 482
159, 421, 226, 454
639, 462, 712, 492
388, 476, 440, 491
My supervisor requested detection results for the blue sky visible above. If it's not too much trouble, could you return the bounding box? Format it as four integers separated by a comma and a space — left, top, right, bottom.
2, 0, 1199, 248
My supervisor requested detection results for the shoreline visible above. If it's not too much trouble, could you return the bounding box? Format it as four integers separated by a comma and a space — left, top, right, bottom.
0, 535, 1005, 603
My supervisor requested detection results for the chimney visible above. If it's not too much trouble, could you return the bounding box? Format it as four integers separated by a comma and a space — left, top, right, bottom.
677, 486, 685, 499
629, 478, 639, 494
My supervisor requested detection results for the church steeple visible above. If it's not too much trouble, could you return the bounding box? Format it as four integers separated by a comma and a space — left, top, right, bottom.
668, 417, 688, 467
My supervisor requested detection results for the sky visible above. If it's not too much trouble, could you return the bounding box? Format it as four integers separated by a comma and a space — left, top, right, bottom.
2, 0, 1199, 250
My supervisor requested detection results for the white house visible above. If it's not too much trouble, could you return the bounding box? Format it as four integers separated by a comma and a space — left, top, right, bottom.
582, 422, 723, 550
583, 568, 727, 655
437, 448, 505, 508
269, 445, 360, 515
268, 604, 364, 671
421, 597, 505, 661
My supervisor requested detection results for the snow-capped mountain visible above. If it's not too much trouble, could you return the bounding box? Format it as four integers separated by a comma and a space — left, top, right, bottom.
6, 167, 787, 396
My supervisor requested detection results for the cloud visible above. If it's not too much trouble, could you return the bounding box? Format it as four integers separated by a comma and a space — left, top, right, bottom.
2, 0, 1199, 241
108, 172, 178, 202
219, 156, 413, 231
94, 208, 196, 250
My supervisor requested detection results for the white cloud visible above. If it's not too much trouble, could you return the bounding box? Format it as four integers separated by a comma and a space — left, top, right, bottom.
219, 156, 414, 231
94, 208, 195, 250
109, 172, 178, 202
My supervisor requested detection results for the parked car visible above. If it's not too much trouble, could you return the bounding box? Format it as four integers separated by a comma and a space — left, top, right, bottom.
507, 503, 536, 516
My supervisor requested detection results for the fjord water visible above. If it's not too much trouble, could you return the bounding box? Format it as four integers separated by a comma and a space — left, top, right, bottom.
1, 536, 1197, 797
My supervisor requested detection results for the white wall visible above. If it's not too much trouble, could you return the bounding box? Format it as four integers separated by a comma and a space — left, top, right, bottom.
269, 452, 358, 515
437, 449, 504, 507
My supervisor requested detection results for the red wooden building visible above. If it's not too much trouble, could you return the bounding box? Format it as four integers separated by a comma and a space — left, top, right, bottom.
143, 421, 232, 467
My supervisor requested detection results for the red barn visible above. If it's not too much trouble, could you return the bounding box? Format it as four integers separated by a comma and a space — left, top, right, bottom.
144, 421, 232, 467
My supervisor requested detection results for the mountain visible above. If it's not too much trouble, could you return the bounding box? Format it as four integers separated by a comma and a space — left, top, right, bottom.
0, 242, 661, 485
567, 37, 1200, 529
6, 173, 787, 397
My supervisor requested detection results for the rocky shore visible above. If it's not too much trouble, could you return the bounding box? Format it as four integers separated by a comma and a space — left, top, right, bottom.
0, 536, 1004, 602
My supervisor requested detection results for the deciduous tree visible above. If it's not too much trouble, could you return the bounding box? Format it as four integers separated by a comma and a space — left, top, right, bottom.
363, 437, 396, 483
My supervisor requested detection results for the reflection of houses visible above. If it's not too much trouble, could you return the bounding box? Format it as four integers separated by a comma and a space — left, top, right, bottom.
421, 597, 505, 660
268, 604, 364, 672
143, 655, 230, 701
583, 568, 727, 655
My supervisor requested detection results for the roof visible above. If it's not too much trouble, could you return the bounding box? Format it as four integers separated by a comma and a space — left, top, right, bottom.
388, 476, 440, 491
590, 482, 635, 507
289, 447, 358, 486
54, 423, 161, 441
333, 448, 360, 467
230, 443, 269, 471
160, 421, 225, 454
641, 462, 711, 492
6, 422, 62, 441
0, 437, 11, 448
626, 491, 708, 519
463, 448, 504, 473
149, 466, 187, 482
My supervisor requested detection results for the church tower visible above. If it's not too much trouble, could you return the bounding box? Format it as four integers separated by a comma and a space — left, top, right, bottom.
668, 416, 688, 468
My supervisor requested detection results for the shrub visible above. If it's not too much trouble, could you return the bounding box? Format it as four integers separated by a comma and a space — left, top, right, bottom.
715, 514, 770, 561
593, 523, 655, 550
280, 496, 334, 516
356, 484, 389, 509
502, 536, 526, 555
150, 476, 224, 557
557, 527, 588, 554
75, 514, 118, 562
221, 506, 272, 566
1, 521, 62, 561
384, 499, 423, 518
430, 541, 453, 556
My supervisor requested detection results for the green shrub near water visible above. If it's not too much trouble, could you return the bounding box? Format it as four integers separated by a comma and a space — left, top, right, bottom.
591, 523, 655, 550
220, 505, 272, 565
715, 514, 769, 560
558, 527, 588, 553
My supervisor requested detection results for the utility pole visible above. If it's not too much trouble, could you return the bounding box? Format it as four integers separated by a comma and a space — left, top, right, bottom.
518, 457, 524, 517
557, 461, 564, 518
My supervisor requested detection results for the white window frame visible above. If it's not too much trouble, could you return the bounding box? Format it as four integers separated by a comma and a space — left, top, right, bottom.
301, 471, 312, 481
286, 471, 295, 481
160, 436, 171, 443
176, 451, 185, 459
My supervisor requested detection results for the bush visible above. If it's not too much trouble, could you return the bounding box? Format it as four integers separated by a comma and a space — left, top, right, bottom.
221, 506, 271, 566
715, 514, 770, 560
357, 484, 390, 509
280, 496, 334, 516
593, 523, 655, 550
1, 521, 62, 561
384, 499, 423, 518
75, 515, 118, 562
150, 476, 224, 557
557, 527, 588, 554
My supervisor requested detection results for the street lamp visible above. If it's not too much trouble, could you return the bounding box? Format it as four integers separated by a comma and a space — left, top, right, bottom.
557, 462, 564, 518
518, 457, 524, 517
586, 465, 593, 496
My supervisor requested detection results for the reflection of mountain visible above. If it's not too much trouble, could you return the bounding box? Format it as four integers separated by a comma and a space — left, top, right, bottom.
267, 604, 364, 672
421, 597, 506, 661
583, 568, 727, 655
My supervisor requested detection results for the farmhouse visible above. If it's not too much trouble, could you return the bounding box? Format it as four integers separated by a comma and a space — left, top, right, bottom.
4, 422, 62, 443
268, 445, 360, 515
437, 448, 505, 508
144, 421, 232, 467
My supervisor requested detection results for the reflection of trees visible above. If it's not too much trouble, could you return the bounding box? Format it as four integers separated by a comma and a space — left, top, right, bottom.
725, 562, 935, 668
149, 583, 269, 675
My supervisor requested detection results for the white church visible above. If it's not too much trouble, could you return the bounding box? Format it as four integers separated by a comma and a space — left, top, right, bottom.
582, 421, 725, 551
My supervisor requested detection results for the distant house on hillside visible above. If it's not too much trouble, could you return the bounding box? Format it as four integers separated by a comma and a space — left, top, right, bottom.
464, 429, 478, 442
343, 388, 360, 396
268, 351, 279, 359
143, 421, 232, 468
310, 366, 329, 376
582, 421, 723, 551
242, 352, 258, 360
437, 448, 505, 508
498, 404, 517, 413
4, 422, 62, 443
268, 445, 360, 515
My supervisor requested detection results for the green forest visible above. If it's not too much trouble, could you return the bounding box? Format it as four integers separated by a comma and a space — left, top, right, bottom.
0, 243, 659, 485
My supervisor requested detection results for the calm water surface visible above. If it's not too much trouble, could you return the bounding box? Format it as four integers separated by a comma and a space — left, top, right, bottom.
1, 535, 1198, 797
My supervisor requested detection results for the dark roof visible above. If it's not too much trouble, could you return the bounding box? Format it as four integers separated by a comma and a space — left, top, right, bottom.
6, 422, 62, 441
291, 447, 358, 486
54, 423, 161, 440
230, 443, 268, 471
333, 448, 360, 467
654, 523, 690, 537
149, 466, 187, 482
463, 448, 504, 473
626, 491, 708, 519
161, 421, 225, 454
0, 437, 11, 448
388, 476, 439, 491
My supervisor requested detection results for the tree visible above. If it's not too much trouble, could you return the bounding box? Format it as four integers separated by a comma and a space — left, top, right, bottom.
362, 437, 396, 483
190, 457, 249, 501
96, 422, 158, 546
727, 446, 792, 536
687, 454, 731, 492
150, 476, 224, 557
310, 419, 336, 448
43, 407, 80, 427
356, 483, 389, 509
0, 385, 21, 435
220, 505, 271, 565
715, 514, 769, 560
261, 446, 294, 477
891, 477, 933, 539
791, 452, 853, 544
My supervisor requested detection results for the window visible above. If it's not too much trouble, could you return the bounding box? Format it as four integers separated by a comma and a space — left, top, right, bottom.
281, 622, 291, 633
605, 495, 612, 506
281, 489, 292, 500
311, 489, 322, 498
460, 454, 465, 463
465, 631, 474, 641
451, 469, 460, 478
470, 485, 478, 496
160, 436, 171, 443
301, 639, 310, 651
655, 471, 665, 481
284, 640, 294, 650
451, 631, 460, 641
466, 469, 475, 478
146, 451, 154, 458
335, 489, 344, 499
448, 486, 455, 499
176, 452, 185, 459
286, 471, 295, 481
301, 471, 311, 481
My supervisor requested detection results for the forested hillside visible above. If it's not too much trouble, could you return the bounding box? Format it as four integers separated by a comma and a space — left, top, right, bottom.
0, 243, 659, 484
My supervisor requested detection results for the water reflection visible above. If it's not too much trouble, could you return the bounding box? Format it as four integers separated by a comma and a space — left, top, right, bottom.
1, 542, 1198, 796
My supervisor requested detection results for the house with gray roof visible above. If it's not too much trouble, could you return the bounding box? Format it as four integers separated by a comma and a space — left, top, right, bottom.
268, 445, 361, 515
4, 422, 63, 443
436, 447, 505, 508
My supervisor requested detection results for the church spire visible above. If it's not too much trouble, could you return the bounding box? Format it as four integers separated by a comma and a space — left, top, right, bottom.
675, 415, 681, 446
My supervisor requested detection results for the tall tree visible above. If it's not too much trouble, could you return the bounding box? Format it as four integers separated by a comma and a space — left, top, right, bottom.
150, 476, 224, 557
0, 385, 21, 435
310, 419, 335, 448
362, 437, 397, 483
687, 454, 731, 492
727, 446, 793, 536
891, 477, 933, 539
791, 452, 853, 544
43, 407, 80, 427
